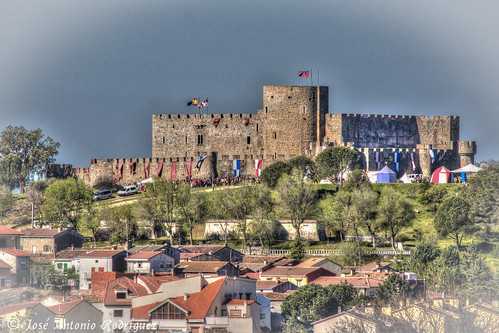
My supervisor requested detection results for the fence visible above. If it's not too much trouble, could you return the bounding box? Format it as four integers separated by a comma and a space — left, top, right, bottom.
242, 248, 410, 257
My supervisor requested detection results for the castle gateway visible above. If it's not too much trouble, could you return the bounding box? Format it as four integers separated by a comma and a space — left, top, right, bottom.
72, 86, 476, 186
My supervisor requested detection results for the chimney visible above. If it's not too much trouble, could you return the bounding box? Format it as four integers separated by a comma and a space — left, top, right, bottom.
151, 269, 155, 276
184, 293, 188, 301
49, 224, 53, 230
71, 244, 74, 251
58, 226, 62, 232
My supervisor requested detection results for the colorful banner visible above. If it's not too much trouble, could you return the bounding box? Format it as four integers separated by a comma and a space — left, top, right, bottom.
429, 149, 435, 164
194, 156, 207, 173
157, 162, 163, 177
255, 159, 262, 178
129, 162, 136, 174
186, 161, 192, 179
394, 152, 399, 172
375, 151, 381, 171
116, 163, 123, 179
213, 118, 221, 126
243, 118, 250, 126
233, 159, 240, 177
171, 161, 177, 181
409, 153, 416, 171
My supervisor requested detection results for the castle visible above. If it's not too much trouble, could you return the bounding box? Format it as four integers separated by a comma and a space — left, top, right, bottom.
59, 86, 475, 186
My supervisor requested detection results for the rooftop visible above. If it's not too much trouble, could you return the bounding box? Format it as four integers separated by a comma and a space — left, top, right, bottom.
126, 251, 164, 261
0, 248, 30, 257
175, 261, 232, 273
54, 249, 90, 259
0, 259, 12, 269
312, 276, 384, 288
46, 299, 84, 315
79, 250, 125, 258
260, 266, 322, 277
20, 228, 70, 237
0, 301, 39, 315
0, 225, 24, 235
104, 276, 149, 306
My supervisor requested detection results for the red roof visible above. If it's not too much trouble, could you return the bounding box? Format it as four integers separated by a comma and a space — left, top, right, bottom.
138, 275, 179, 293
54, 249, 90, 259
131, 277, 226, 320
358, 262, 391, 272
0, 301, 38, 315
0, 226, 24, 235
79, 250, 124, 258
175, 261, 232, 273
0, 248, 30, 257
126, 251, 163, 260
104, 276, 149, 306
46, 299, 84, 315
225, 299, 255, 305
0, 259, 12, 269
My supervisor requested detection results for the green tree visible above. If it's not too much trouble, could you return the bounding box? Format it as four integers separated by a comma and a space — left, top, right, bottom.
374, 273, 409, 307
342, 169, 371, 192
0, 153, 22, 190
23, 179, 53, 225
0, 184, 13, 223
351, 187, 379, 248
314, 146, 360, 181
434, 196, 473, 251
217, 186, 257, 249
0, 125, 60, 193
175, 183, 208, 245
105, 205, 138, 247
320, 191, 353, 242
287, 237, 305, 260
249, 184, 277, 248
288, 156, 316, 180
463, 166, 499, 225
139, 179, 176, 245
41, 178, 93, 230
460, 242, 495, 300
260, 161, 291, 188
276, 169, 317, 240
81, 206, 101, 246
30, 261, 64, 288
410, 240, 440, 266
378, 187, 416, 248
281, 283, 358, 325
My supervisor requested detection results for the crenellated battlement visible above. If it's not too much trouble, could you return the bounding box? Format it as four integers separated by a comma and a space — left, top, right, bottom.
154, 113, 256, 121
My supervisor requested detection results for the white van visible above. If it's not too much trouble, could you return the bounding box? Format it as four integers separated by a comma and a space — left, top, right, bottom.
117, 185, 137, 197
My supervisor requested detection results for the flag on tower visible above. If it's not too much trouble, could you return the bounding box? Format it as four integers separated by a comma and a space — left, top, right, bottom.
187, 98, 199, 106
375, 151, 381, 171
298, 71, 310, 78
409, 153, 416, 171
429, 149, 435, 164
198, 99, 208, 109
394, 152, 399, 171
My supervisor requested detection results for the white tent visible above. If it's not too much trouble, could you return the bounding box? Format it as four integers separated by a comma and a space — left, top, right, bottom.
451, 164, 483, 173
140, 177, 155, 184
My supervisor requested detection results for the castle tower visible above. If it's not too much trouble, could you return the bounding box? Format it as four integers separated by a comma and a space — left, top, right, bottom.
458, 141, 477, 167
260, 86, 328, 160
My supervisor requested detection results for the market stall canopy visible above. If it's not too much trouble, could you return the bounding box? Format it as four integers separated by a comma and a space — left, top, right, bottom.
376, 166, 396, 183
451, 164, 483, 173
430, 166, 453, 183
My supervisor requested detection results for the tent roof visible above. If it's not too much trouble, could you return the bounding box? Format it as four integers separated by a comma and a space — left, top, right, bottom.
378, 166, 396, 174
451, 164, 483, 173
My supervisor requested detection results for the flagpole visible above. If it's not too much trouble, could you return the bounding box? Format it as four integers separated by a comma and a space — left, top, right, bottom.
310, 69, 313, 86
317, 69, 320, 86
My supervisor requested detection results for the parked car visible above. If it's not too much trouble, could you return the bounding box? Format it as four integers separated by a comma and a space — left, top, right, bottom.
93, 189, 113, 200
117, 185, 137, 197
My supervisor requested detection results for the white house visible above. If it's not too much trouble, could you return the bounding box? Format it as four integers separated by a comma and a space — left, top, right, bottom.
125, 251, 175, 274
78, 250, 127, 290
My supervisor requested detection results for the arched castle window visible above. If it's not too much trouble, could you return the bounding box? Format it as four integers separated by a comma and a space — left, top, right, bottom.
273, 132, 277, 139
247, 136, 251, 145
265, 106, 268, 114
256, 124, 259, 132
197, 135, 204, 145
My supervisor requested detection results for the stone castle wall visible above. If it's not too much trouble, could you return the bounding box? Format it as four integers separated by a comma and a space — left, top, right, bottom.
61, 85, 476, 184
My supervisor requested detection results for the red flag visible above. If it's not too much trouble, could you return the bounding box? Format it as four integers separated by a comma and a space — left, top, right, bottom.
198, 99, 208, 109
171, 161, 177, 181
187, 98, 199, 106
157, 162, 163, 177
243, 118, 250, 126
186, 162, 192, 179
299, 71, 310, 78
255, 159, 262, 178
213, 118, 221, 126
116, 163, 123, 179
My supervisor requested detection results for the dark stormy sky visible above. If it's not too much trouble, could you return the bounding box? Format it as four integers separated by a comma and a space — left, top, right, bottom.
1, 0, 498, 167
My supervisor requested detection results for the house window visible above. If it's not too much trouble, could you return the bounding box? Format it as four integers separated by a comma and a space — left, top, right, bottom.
245, 293, 251, 300
95, 260, 99, 263
138, 263, 143, 268
116, 292, 126, 299
20, 261, 27, 268
99, 267, 104, 272
151, 302, 186, 320
229, 310, 242, 317
57, 263, 63, 269
114, 310, 123, 318
43, 245, 51, 252
260, 313, 266, 319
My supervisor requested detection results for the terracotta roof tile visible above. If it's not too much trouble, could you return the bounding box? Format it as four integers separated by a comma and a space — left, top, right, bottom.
0, 248, 30, 257
138, 275, 179, 293
54, 249, 90, 259
296, 257, 329, 267
178, 245, 226, 254
256, 280, 278, 290
104, 276, 149, 306
225, 299, 255, 305
46, 299, 84, 315
126, 251, 162, 260
358, 262, 391, 272
0, 301, 38, 316
242, 255, 284, 264
0, 226, 24, 235
184, 277, 226, 319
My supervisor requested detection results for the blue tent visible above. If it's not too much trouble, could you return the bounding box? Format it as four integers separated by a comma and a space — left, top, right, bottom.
376, 166, 397, 183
